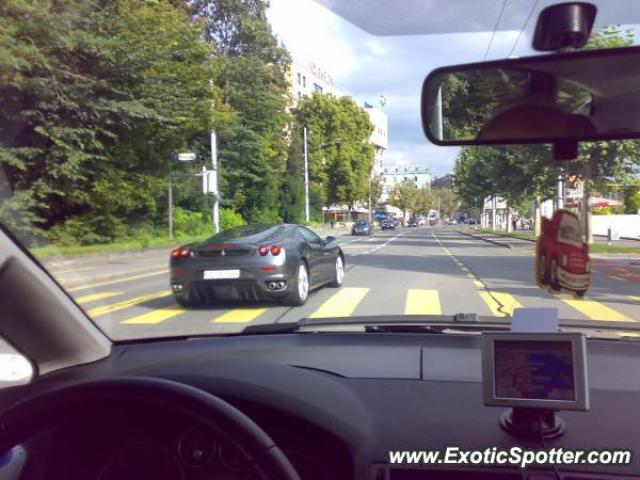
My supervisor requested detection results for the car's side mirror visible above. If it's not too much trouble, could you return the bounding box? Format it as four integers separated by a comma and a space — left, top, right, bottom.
325, 235, 336, 244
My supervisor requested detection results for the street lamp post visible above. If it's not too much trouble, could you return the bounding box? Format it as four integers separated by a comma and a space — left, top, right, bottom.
303, 127, 310, 223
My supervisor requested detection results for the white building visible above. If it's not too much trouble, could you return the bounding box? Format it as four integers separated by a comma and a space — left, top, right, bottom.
289, 61, 341, 103
364, 106, 388, 177
380, 165, 431, 202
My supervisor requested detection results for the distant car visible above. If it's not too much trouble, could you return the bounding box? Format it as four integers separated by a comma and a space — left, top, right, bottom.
447, 219, 458, 225
170, 224, 344, 307
407, 219, 418, 227
467, 219, 477, 225
381, 219, 396, 230
351, 221, 373, 236
537, 210, 589, 297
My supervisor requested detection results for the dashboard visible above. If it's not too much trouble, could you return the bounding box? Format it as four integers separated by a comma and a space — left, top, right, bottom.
2, 332, 640, 480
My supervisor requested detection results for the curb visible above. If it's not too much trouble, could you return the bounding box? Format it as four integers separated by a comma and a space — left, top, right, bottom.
459, 230, 513, 249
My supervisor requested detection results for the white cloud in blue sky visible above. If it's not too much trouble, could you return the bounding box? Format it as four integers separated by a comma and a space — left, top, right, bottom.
267, 0, 639, 177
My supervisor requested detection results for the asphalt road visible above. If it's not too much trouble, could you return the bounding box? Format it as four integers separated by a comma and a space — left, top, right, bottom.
53, 226, 640, 341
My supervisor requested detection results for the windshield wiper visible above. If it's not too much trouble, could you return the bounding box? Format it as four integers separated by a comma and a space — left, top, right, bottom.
242, 313, 511, 335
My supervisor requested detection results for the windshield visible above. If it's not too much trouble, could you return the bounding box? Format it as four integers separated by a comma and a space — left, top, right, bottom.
1, 0, 640, 343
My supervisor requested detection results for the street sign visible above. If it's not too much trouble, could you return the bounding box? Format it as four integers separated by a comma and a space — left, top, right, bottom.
177, 152, 197, 162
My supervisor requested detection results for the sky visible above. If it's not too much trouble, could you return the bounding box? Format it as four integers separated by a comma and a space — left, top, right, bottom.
267, 0, 640, 178
266, 0, 532, 177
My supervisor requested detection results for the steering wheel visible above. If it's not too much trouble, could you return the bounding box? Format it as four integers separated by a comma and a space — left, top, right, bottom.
0, 377, 301, 480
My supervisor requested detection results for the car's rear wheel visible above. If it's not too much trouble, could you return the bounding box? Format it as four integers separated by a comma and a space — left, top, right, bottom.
550, 257, 560, 290
538, 251, 548, 285
284, 262, 309, 306
329, 255, 344, 288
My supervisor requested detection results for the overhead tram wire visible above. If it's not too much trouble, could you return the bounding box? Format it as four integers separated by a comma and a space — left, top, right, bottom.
507, 0, 540, 58
483, 0, 509, 61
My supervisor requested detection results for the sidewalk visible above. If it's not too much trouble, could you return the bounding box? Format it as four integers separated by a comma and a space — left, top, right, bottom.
40, 224, 351, 289
459, 228, 640, 284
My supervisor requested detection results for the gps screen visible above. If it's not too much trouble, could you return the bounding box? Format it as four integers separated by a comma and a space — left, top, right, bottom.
494, 340, 575, 401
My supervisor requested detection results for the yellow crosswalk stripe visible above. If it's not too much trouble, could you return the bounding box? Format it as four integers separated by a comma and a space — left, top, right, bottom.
122, 306, 184, 325
87, 291, 171, 317
559, 295, 633, 322
68, 270, 168, 292
632, 296, 640, 303
405, 289, 441, 315
473, 279, 484, 288
213, 308, 268, 323
309, 288, 369, 318
479, 291, 523, 317
75, 291, 121, 305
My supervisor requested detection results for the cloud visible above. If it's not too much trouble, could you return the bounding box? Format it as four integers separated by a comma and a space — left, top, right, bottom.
268, 1, 640, 178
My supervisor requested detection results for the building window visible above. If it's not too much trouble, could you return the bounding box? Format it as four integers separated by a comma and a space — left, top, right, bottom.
297, 73, 301, 85
297, 92, 302, 100
302, 76, 306, 88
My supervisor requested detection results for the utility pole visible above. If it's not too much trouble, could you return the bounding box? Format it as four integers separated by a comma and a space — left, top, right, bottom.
168, 177, 173, 240
210, 130, 220, 233
557, 166, 565, 210
368, 176, 372, 222
303, 127, 310, 223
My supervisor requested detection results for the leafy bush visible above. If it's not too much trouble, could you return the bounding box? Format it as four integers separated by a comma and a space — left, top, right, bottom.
220, 208, 246, 230
592, 207, 613, 215
47, 217, 114, 246
173, 207, 210, 237
248, 208, 281, 225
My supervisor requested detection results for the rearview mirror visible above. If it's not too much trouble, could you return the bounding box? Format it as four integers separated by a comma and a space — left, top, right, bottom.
422, 46, 640, 146
325, 235, 336, 244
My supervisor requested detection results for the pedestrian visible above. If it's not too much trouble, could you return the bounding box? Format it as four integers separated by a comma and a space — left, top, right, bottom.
512, 216, 518, 231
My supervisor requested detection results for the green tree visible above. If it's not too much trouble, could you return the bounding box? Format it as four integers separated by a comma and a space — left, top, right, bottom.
293, 93, 375, 207
390, 179, 418, 219
280, 128, 305, 223
191, 0, 292, 223
432, 187, 460, 218
0, 0, 213, 244
414, 186, 432, 214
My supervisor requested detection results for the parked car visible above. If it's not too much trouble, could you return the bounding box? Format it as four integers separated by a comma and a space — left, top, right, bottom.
381, 219, 396, 231
351, 220, 373, 236
447, 218, 458, 225
537, 210, 590, 297
407, 219, 418, 227
170, 224, 344, 307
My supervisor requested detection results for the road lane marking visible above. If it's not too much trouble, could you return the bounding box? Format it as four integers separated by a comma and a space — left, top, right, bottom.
51, 266, 96, 275
67, 270, 168, 292
75, 291, 121, 304
559, 295, 633, 322
473, 279, 484, 288
633, 296, 640, 303
309, 288, 369, 318
122, 306, 184, 325
405, 289, 441, 315
479, 291, 523, 317
87, 291, 171, 317
213, 308, 269, 323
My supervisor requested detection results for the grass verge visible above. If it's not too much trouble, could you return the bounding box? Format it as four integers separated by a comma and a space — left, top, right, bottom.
475, 228, 640, 254
32, 234, 211, 259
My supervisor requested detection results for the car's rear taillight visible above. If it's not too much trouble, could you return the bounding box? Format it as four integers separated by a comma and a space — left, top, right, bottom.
171, 246, 190, 258
258, 245, 269, 256
270, 245, 281, 256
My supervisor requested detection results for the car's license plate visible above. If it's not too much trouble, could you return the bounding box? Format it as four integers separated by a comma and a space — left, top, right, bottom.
203, 270, 240, 280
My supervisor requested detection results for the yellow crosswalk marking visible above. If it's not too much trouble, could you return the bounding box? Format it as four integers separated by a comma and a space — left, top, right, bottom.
479, 291, 523, 317
405, 289, 441, 315
473, 280, 484, 288
213, 308, 268, 323
87, 291, 171, 317
559, 295, 633, 322
632, 296, 640, 303
68, 270, 168, 292
122, 306, 184, 325
75, 291, 121, 304
309, 288, 369, 318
